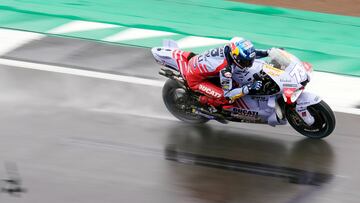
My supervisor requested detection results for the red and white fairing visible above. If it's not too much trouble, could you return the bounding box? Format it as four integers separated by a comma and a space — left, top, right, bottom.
152, 41, 321, 127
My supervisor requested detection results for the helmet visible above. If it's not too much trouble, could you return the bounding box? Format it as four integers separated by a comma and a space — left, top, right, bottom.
229, 37, 256, 70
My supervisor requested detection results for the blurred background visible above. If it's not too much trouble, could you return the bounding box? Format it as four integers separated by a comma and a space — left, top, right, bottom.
0, 0, 359, 202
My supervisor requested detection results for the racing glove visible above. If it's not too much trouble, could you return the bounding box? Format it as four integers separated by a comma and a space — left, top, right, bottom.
228, 81, 262, 102
256, 48, 285, 59
242, 80, 263, 95
255, 49, 269, 58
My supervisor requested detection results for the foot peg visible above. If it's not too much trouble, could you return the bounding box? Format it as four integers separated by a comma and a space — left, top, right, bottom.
193, 107, 228, 124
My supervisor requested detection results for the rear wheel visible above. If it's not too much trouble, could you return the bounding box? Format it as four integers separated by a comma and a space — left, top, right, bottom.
162, 79, 209, 124
286, 101, 336, 139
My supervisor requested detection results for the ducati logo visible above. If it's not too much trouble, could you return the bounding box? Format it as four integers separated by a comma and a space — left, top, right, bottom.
233, 108, 259, 117
199, 84, 222, 98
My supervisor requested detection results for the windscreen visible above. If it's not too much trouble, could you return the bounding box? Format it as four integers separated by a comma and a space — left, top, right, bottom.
268, 48, 301, 70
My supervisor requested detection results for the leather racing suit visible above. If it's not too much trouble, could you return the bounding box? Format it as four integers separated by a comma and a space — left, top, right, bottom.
182, 45, 268, 107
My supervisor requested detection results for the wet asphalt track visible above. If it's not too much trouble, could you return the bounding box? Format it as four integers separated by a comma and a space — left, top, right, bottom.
0, 37, 359, 203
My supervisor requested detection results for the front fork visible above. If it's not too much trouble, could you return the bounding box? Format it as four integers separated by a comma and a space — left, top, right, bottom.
277, 94, 317, 126
295, 107, 315, 126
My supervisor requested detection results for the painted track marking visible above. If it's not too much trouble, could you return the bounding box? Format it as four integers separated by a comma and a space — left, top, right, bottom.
0, 57, 359, 115
103, 28, 176, 42
0, 58, 164, 87
48, 20, 120, 34
177, 36, 228, 49
0, 28, 44, 56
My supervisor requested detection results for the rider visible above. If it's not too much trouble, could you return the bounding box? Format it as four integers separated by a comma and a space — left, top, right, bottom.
183, 37, 270, 109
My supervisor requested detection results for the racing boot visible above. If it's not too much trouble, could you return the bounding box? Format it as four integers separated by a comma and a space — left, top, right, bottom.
207, 106, 228, 124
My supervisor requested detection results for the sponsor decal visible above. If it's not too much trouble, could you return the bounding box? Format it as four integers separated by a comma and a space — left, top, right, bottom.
204, 48, 224, 58
264, 64, 283, 73
199, 84, 222, 98
283, 83, 298, 88
280, 78, 291, 83
232, 108, 259, 117
251, 96, 268, 101
267, 71, 282, 77
230, 113, 263, 123
263, 64, 284, 77
297, 101, 310, 106
232, 47, 239, 56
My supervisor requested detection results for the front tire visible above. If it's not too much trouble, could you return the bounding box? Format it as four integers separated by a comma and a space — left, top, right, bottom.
286, 101, 336, 139
162, 79, 209, 124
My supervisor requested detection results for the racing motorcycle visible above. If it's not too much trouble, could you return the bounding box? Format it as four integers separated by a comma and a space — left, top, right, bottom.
151, 40, 336, 139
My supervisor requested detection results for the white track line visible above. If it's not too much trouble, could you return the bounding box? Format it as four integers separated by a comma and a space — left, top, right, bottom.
48, 20, 120, 34
0, 57, 359, 115
103, 28, 176, 42
307, 71, 360, 109
0, 58, 164, 87
0, 28, 359, 115
0, 28, 44, 56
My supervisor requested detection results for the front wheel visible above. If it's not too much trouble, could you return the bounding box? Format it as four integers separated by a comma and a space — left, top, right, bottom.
162, 79, 209, 124
286, 101, 336, 139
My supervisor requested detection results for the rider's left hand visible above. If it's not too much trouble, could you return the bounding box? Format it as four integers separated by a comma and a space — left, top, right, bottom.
248, 80, 263, 91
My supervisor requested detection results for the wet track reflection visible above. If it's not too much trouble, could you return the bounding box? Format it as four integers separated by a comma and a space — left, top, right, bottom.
64, 122, 335, 202
165, 145, 333, 186
163, 124, 335, 202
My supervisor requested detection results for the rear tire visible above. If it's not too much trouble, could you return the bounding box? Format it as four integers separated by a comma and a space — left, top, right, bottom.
286, 101, 336, 139
162, 79, 209, 124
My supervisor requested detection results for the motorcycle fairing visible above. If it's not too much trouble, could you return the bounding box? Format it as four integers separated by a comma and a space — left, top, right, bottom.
225, 95, 286, 126
267, 96, 287, 126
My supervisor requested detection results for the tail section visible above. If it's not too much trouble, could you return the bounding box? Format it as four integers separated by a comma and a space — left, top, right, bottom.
151, 40, 194, 75
151, 46, 179, 71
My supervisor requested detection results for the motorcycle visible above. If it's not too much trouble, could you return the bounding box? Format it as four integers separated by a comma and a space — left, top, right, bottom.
151, 40, 336, 139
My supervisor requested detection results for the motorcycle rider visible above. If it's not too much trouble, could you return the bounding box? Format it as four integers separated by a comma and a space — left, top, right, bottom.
183, 37, 270, 111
